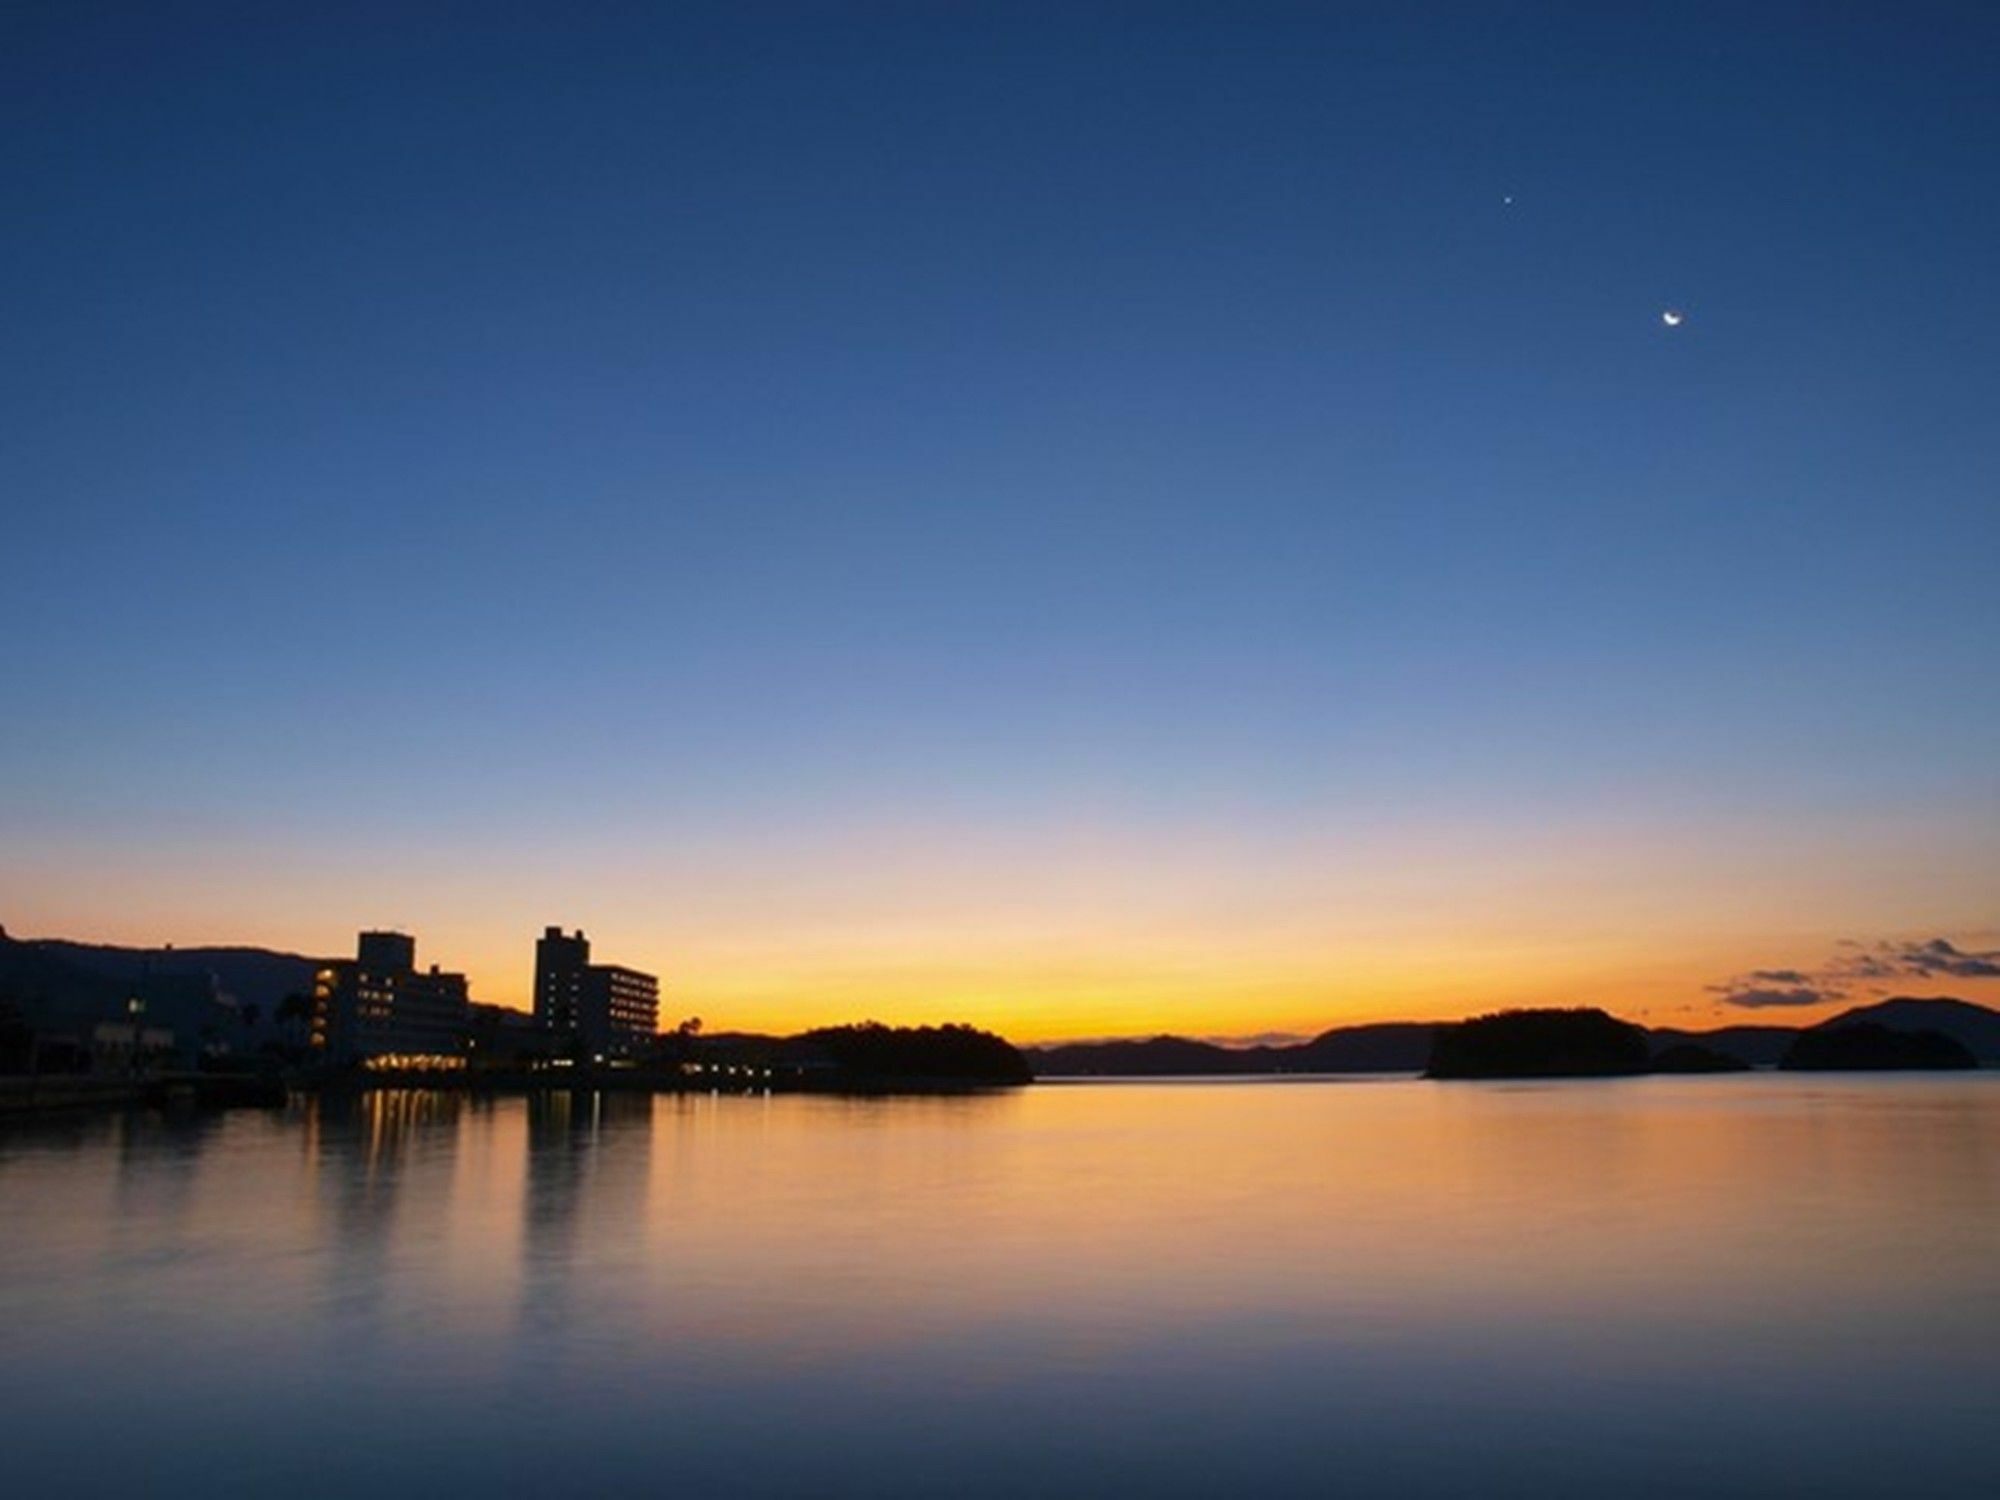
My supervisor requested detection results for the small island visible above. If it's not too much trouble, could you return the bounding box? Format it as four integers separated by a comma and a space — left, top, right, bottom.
787, 1022, 1033, 1089
1779, 1022, 1977, 1072
1427, 1008, 1651, 1079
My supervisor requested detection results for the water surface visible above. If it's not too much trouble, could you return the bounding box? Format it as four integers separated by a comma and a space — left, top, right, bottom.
4, 1076, 1997, 1496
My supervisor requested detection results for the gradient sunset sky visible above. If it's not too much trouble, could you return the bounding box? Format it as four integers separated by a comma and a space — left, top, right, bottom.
4, 4, 1995, 1040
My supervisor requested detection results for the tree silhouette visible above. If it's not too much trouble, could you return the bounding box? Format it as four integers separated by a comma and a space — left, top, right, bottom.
1428, 1008, 1650, 1079
276, 991, 312, 1051
798, 1022, 1030, 1084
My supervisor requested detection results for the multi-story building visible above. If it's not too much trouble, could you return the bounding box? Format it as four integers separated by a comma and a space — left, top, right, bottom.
532, 926, 590, 1035
312, 930, 470, 1068
533, 926, 659, 1060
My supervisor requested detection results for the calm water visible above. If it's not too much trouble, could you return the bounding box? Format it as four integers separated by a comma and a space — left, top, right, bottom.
4, 1076, 1997, 1497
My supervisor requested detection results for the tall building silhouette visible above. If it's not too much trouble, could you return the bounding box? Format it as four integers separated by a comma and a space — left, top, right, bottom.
533, 927, 659, 1060
313, 930, 469, 1067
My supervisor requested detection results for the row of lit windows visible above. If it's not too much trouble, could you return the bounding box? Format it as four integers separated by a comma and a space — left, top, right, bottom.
360, 1054, 467, 1071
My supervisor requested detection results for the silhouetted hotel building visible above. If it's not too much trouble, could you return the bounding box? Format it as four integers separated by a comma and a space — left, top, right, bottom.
534, 927, 659, 1059
312, 930, 470, 1068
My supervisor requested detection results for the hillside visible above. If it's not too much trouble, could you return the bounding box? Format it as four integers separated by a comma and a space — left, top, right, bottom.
26, 937, 325, 1013
1028, 1021, 1437, 1076
0, 934, 135, 1029
1816, 997, 2000, 1063
0, 931, 239, 1066
1028, 1035, 1257, 1076
1289, 1022, 1435, 1072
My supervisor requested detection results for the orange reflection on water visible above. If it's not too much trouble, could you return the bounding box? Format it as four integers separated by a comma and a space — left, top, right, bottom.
4, 1076, 1999, 1495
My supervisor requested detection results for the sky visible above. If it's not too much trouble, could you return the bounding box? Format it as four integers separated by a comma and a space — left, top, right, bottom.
3, 2, 1996, 1040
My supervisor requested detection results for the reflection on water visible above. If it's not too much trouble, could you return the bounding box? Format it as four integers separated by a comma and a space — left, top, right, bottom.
2, 1077, 1997, 1497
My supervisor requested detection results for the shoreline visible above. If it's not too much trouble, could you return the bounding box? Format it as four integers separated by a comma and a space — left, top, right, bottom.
0, 1066, 1030, 1118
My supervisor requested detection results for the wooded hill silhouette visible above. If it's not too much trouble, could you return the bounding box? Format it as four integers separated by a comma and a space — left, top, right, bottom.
1779, 1022, 1976, 1071
1426, 1008, 1652, 1079
793, 1022, 1032, 1086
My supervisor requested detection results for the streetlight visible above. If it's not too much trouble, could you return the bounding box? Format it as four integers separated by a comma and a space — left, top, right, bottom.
126, 995, 147, 1078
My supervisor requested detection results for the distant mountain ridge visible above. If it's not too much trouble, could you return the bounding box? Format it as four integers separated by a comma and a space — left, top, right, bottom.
1027, 996, 2000, 1075
0, 929, 255, 1063
1029, 1024, 1435, 1076
20, 935, 327, 1013
1028, 1021, 1438, 1076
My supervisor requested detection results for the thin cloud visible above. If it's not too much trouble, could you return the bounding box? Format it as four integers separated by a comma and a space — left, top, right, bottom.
1826, 949, 1899, 981
1200, 1031, 1309, 1048
1897, 938, 2000, 979
1711, 984, 1837, 1010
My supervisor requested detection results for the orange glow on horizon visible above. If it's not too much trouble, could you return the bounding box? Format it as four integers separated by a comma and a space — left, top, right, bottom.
4, 804, 1994, 1044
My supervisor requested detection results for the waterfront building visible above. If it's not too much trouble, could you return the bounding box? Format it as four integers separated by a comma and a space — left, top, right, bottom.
312, 930, 470, 1068
467, 1002, 551, 1067
532, 927, 659, 1060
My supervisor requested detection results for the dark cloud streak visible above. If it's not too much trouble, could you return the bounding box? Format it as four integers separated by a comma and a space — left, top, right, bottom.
1899, 938, 2000, 979
1707, 933, 2000, 1010
1713, 984, 1838, 1010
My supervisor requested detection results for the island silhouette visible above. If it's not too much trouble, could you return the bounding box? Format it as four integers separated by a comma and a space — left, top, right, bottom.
1779, 1022, 1976, 1071
1426, 1008, 1651, 1079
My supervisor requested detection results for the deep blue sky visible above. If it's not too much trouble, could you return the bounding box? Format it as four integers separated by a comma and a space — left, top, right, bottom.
3, 3, 1995, 1027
